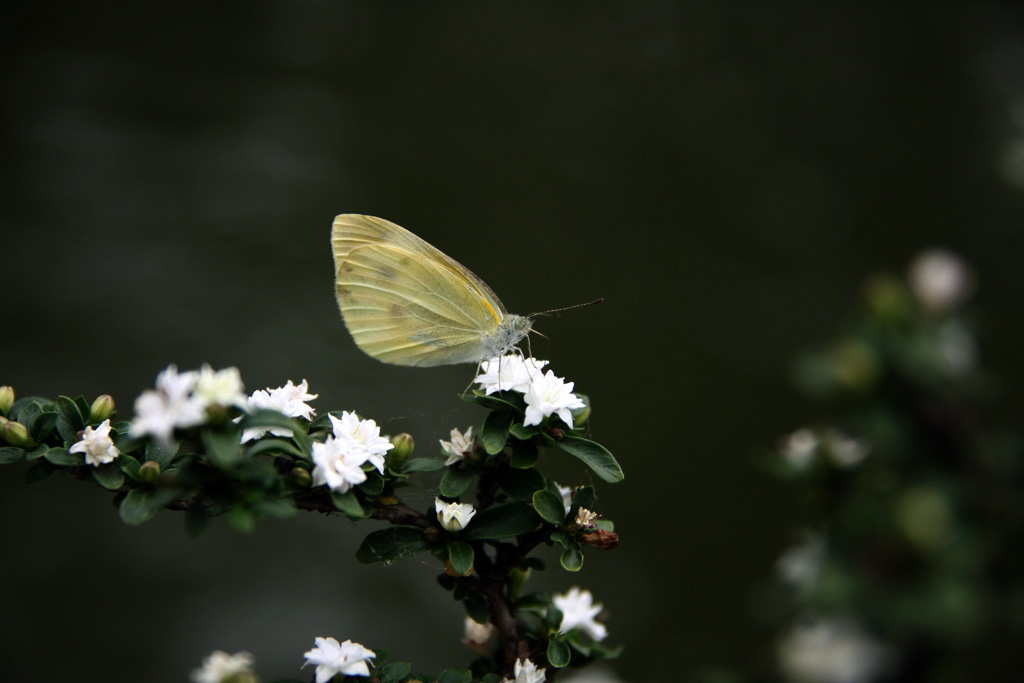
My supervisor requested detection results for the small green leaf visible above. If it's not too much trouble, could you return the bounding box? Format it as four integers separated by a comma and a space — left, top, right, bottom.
440, 466, 475, 498
56, 415, 79, 443
55, 396, 85, 432
26, 445, 50, 461
15, 402, 44, 436
509, 441, 538, 469
119, 488, 180, 525
22, 459, 56, 483
378, 661, 412, 683
246, 439, 304, 459
73, 395, 92, 422
555, 436, 624, 483
332, 491, 370, 519
31, 412, 59, 443
509, 422, 537, 441
119, 453, 142, 482
496, 466, 545, 502
461, 390, 523, 414
91, 464, 125, 490
402, 457, 446, 473
547, 638, 571, 668
532, 490, 567, 524
461, 502, 539, 540
560, 543, 584, 572
144, 439, 177, 469
0, 447, 25, 464
570, 486, 596, 516
44, 447, 81, 467
448, 541, 474, 575
480, 411, 513, 455
437, 668, 472, 683
356, 526, 431, 564
360, 469, 385, 497
202, 427, 244, 469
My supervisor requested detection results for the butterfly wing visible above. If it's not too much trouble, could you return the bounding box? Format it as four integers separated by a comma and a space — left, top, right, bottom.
332, 214, 509, 366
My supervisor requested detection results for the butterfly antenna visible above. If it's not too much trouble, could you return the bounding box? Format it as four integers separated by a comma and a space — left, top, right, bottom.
528, 298, 604, 318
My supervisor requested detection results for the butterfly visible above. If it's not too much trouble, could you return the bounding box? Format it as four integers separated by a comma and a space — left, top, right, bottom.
331, 214, 534, 367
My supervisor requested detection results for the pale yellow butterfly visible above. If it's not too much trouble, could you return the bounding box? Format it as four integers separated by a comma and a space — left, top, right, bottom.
331, 214, 535, 367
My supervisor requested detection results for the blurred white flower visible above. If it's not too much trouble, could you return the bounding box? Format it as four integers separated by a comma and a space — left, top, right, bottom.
328, 411, 393, 474
908, 249, 973, 313
190, 650, 258, 683
779, 428, 819, 470
475, 355, 549, 395
523, 371, 586, 428
778, 617, 892, 683
556, 482, 574, 515
435, 498, 477, 532
240, 379, 318, 442
311, 436, 369, 494
824, 430, 870, 468
440, 425, 474, 466
777, 532, 825, 593
553, 586, 607, 642
302, 637, 375, 681
463, 616, 494, 645
502, 658, 546, 683
70, 419, 120, 467
193, 365, 247, 409
129, 365, 205, 442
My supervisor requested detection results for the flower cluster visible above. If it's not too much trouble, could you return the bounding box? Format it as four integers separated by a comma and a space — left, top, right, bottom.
129, 365, 246, 443
475, 355, 586, 428
311, 411, 393, 494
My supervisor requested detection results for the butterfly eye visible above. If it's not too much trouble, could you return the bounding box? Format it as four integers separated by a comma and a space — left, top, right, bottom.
516, 318, 529, 330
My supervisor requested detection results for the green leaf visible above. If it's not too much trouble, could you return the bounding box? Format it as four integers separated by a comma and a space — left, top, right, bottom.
16, 402, 44, 436
22, 459, 56, 483
118, 488, 180, 525
73, 395, 92, 422
56, 415, 79, 444
55, 396, 85, 432
246, 438, 304, 459
91, 464, 125, 490
480, 411, 513, 455
460, 390, 523, 414
378, 661, 412, 683
356, 526, 431, 564
144, 439, 177, 469
43, 447, 81, 467
332, 491, 370, 519
462, 502, 539, 540
360, 469, 385, 497
202, 427, 244, 469
0, 447, 25, 464
555, 436, 624, 483
496, 466, 545, 502
239, 409, 302, 434
440, 466, 475, 498
119, 453, 142, 482
437, 668, 472, 683
570, 485, 596, 514
560, 543, 584, 572
447, 541, 474, 575
509, 441, 538, 469
402, 457, 446, 473
547, 638, 572, 668
31, 412, 59, 443
26, 445, 49, 461
509, 422, 537, 441
532, 490, 567, 524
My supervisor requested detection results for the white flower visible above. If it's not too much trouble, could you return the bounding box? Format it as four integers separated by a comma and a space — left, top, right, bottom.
556, 482, 574, 515
553, 586, 607, 642
435, 498, 477, 532
575, 508, 599, 529
501, 658, 546, 683
824, 430, 870, 468
193, 365, 247, 409
329, 411, 392, 474
523, 371, 585, 428
129, 365, 206, 442
779, 428, 819, 470
463, 616, 494, 645
311, 436, 369, 494
302, 637, 375, 682
908, 249, 973, 313
440, 426, 474, 466
777, 532, 825, 593
190, 650, 257, 683
778, 617, 892, 683
69, 419, 120, 467
240, 379, 318, 442
475, 355, 549, 395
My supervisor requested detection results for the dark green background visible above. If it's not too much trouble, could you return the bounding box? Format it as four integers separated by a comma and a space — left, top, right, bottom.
3, 3, 1024, 681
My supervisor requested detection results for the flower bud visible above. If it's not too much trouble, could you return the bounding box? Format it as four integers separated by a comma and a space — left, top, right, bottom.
547, 427, 566, 441
89, 394, 115, 423
139, 460, 162, 484
389, 432, 415, 463
0, 385, 13, 415
580, 529, 619, 550
436, 498, 477, 532
573, 404, 592, 427
1, 420, 33, 448
291, 466, 312, 488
